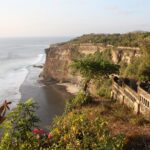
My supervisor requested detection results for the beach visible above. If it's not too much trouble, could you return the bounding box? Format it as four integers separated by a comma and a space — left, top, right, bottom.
20, 65, 77, 127
0, 37, 72, 127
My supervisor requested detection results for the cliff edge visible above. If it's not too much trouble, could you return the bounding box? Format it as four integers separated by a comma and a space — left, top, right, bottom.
43, 42, 140, 84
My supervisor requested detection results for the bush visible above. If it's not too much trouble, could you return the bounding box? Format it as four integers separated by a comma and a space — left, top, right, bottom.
0, 99, 40, 150
49, 111, 125, 150
97, 79, 112, 98
65, 92, 92, 113
129, 116, 150, 126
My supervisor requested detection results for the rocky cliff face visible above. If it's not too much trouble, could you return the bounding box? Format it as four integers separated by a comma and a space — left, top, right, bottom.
43, 43, 140, 83
43, 45, 72, 81
111, 47, 140, 64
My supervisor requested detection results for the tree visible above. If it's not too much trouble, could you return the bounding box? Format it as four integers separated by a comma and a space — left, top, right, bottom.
138, 38, 150, 82
0, 100, 11, 123
70, 53, 119, 92
122, 38, 150, 82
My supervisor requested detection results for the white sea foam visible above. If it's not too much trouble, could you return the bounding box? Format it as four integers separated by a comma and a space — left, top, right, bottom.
0, 68, 28, 108
0, 37, 69, 108
0, 54, 45, 109
33, 53, 45, 65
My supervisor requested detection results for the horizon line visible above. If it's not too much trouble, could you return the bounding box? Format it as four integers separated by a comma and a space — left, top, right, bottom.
0, 30, 150, 39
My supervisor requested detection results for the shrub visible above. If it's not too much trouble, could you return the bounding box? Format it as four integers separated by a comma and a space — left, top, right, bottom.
49, 111, 125, 150
97, 79, 112, 98
129, 116, 150, 126
0, 99, 40, 150
65, 92, 92, 113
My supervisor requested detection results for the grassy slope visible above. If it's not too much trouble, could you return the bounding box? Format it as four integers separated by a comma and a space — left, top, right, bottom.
55, 32, 150, 149
68, 32, 150, 47
69, 99, 150, 150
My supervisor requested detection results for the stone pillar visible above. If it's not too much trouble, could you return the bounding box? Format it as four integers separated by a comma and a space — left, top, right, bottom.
133, 102, 140, 114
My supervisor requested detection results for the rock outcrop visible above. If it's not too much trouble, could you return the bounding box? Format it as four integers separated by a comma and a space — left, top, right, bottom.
43, 43, 140, 84
111, 47, 140, 64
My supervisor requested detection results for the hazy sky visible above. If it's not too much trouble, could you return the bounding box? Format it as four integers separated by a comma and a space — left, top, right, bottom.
0, 0, 150, 37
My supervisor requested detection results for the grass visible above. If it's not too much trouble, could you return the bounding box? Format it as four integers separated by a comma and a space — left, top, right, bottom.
73, 100, 150, 150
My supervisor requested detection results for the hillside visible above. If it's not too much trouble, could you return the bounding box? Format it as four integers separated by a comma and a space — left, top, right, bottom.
43, 32, 150, 93
42, 32, 150, 149
0, 32, 149, 150
67, 32, 150, 47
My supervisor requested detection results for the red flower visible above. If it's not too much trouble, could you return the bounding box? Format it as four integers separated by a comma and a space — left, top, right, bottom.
32, 128, 46, 134
48, 133, 53, 139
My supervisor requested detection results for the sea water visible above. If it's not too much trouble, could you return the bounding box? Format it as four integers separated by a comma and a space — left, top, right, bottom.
0, 37, 70, 108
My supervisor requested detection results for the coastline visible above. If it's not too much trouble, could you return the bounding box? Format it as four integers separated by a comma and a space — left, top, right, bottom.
56, 82, 80, 95
19, 65, 76, 127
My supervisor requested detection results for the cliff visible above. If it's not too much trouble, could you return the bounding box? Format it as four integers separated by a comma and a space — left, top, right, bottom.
43, 42, 140, 84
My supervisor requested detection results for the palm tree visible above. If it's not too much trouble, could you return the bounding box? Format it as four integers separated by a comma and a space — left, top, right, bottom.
0, 100, 11, 123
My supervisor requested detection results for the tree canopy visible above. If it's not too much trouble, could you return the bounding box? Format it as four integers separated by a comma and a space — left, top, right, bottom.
68, 32, 150, 47
70, 53, 119, 91
121, 38, 150, 82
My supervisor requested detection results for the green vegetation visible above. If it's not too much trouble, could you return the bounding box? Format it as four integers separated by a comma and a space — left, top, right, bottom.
0, 32, 150, 149
65, 92, 92, 113
69, 32, 150, 47
50, 109, 124, 150
0, 99, 125, 150
0, 97, 149, 150
120, 38, 150, 82
66, 32, 150, 83
68, 32, 150, 83
70, 52, 119, 92
96, 79, 112, 98
0, 99, 39, 150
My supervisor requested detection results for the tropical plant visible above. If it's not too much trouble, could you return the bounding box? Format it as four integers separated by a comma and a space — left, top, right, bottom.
0, 100, 11, 123
70, 53, 119, 92
0, 99, 40, 150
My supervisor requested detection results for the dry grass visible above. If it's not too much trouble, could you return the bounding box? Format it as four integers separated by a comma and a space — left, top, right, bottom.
76, 100, 150, 150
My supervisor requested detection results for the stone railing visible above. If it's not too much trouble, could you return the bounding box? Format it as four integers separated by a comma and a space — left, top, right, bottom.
112, 77, 150, 119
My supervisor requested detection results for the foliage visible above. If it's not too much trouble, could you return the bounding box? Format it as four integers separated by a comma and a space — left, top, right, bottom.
0, 100, 11, 123
0, 99, 40, 150
120, 39, 150, 82
0, 98, 149, 149
71, 53, 119, 80
138, 39, 150, 81
70, 52, 119, 93
122, 57, 141, 79
49, 110, 125, 150
66, 32, 150, 82
65, 92, 92, 113
68, 32, 150, 47
0, 99, 125, 150
100, 48, 112, 63
96, 79, 112, 98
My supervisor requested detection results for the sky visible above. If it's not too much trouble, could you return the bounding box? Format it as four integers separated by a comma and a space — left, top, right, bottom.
0, 0, 150, 37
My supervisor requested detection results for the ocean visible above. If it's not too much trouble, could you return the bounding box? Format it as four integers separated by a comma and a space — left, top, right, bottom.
0, 37, 70, 109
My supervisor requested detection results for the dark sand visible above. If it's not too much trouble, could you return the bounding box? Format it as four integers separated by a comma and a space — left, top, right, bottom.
20, 66, 72, 128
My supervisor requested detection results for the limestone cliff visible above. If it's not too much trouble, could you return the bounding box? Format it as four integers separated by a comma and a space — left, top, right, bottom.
43, 45, 71, 82
43, 43, 140, 83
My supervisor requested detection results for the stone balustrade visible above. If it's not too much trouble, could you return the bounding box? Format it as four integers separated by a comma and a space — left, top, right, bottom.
111, 77, 150, 119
